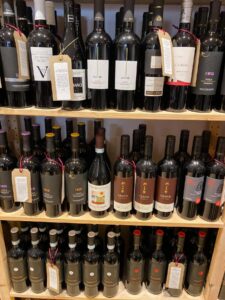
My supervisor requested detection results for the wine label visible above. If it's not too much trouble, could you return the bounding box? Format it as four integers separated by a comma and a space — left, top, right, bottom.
47, 262, 60, 294
102, 261, 120, 286
87, 59, 109, 89
203, 177, 224, 205
12, 168, 32, 203
83, 261, 100, 287
30, 47, 53, 81
0, 170, 14, 203
167, 47, 195, 85
0, 47, 30, 92
183, 175, 204, 203
186, 261, 207, 293
114, 176, 133, 212
72, 69, 86, 101
166, 262, 185, 290
155, 176, 177, 212
115, 60, 137, 91
8, 256, 28, 291
144, 49, 162, 75
148, 259, 167, 286
144, 77, 164, 97
65, 172, 87, 204
134, 177, 155, 213
31, 171, 41, 203
41, 173, 62, 204
126, 259, 144, 283
28, 257, 46, 283
64, 261, 81, 284
88, 182, 111, 211
192, 51, 223, 95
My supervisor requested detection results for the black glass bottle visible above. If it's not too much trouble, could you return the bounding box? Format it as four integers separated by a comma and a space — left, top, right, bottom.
139, 124, 146, 158
74, 4, 85, 57
20, 223, 31, 251
201, 130, 212, 164
88, 120, 102, 165
193, 7, 209, 38
16, 0, 29, 36
62, 119, 73, 155
38, 223, 49, 252
41, 117, 53, 147
26, 6, 34, 34
77, 122, 88, 160
52, 125, 67, 162
32, 124, 45, 161
129, 129, 141, 163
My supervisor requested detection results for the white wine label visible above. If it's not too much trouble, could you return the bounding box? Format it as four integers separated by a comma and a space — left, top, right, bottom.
53, 62, 72, 100
12, 168, 32, 203
144, 76, 164, 96
88, 182, 111, 211
87, 59, 109, 89
31, 47, 53, 81
115, 60, 137, 91
134, 201, 154, 213
72, 69, 86, 101
154, 201, 174, 212
114, 201, 132, 212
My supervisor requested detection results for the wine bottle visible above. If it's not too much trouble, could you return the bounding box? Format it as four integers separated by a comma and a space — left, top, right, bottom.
27, 227, 46, 293
115, 0, 140, 111
45, 1, 57, 36
26, 6, 34, 34
8, 227, 28, 293
0, 130, 19, 212
74, 4, 85, 58
166, 231, 187, 297
178, 136, 205, 219
77, 122, 87, 159
115, 7, 124, 38
200, 136, 225, 221
142, 12, 149, 40
219, 274, 225, 300
139, 124, 146, 157
0, 47, 6, 106
52, 125, 67, 162
102, 232, 120, 298
28, 0, 60, 108
64, 230, 81, 296
201, 130, 212, 164
113, 225, 124, 279
16, 0, 29, 36
126, 229, 144, 295
55, 224, 68, 252
193, 7, 209, 38
32, 124, 45, 161
114, 135, 134, 218
20, 131, 42, 216
89, 120, 102, 163
155, 135, 178, 219
86, 0, 112, 110
83, 231, 101, 298
0, 0, 31, 107
146, 229, 166, 294
41, 133, 63, 217
20, 223, 31, 251
97, 127, 111, 170
88, 134, 111, 217
185, 231, 208, 296
135, 136, 157, 219
141, 0, 164, 112
62, 0, 87, 110
65, 133, 88, 216
189, 0, 223, 112
41, 117, 53, 147
129, 129, 141, 163
38, 223, 49, 252
62, 119, 73, 154
165, 0, 195, 111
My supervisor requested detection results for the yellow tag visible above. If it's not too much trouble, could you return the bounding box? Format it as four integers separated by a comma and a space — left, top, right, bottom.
166, 262, 185, 290
11, 168, 32, 203
157, 30, 174, 78
191, 39, 201, 87
49, 54, 74, 101
13, 31, 30, 80
47, 261, 60, 294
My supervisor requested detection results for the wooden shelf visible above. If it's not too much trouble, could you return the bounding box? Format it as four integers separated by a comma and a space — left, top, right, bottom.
0, 208, 223, 228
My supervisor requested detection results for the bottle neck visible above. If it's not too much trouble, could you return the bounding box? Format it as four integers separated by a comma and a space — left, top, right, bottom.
35, 19, 47, 26
179, 23, 191, 30
4, 15, 16, 26
72, 149, 79, 159
215, 152, 224, 161
207, 20, 218, 34
0, 146, 7, 155
94, 20, 104, 31
123, 21, 134, 32
23, 149, 32, 157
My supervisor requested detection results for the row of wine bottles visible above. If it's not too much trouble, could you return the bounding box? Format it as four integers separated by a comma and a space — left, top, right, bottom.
0, 117, 224, 222
1, 0, 225, 113
6, 222, 215, 297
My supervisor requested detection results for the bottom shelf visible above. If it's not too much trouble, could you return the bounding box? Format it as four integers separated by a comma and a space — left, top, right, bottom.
10, 283, 205, 300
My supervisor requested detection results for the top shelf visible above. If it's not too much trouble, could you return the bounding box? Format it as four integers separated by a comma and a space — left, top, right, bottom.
1, 107, 225, 121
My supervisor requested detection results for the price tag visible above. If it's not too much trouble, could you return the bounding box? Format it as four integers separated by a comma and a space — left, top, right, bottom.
47, 262, 60, 293
12, 168, 32, 203
13, 31, 30, 80
166, 262, 185, 290
191, 39, 201, 87
49, 54, 74, 101
157, 30, 174, 78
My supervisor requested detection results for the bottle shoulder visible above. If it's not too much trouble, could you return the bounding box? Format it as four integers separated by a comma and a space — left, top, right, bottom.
158, 158, 178, 172
185, 159, 206, 173
86, 30, 112, 45
114, 159, 134, 173
65, 157, 87, 173
28, 28, 58, 48
115, 31, 141, 45
0, 26, 15, 46
136, 159, 157, 173
201, 33, 224, 51
172, 31, 196, 47
142, 30, 160, 48
0, 154, 17, 169
206, 161, 225, 176
41, 158, 61, 173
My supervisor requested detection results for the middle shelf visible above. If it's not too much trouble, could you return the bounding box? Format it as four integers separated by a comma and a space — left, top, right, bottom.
0, 208, 223, 228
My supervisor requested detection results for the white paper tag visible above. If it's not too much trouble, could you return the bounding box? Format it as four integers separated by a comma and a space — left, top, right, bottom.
15, 176, 29, 202
161, 37, 173, 76
49, 266, 59, 290
87, 59, 109, 89
54, 62, 71, 100
145, 76, 164, 96
31, 47, 52, 81
115, 60, 137, 91
17, 40, 29, 78
168, 266, 182, 289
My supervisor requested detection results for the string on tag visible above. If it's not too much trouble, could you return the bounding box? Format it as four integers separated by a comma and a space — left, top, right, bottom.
214, 159, 225, 166
172, 25, 199, 44
45, 154, 64, 172
60, 38, 79, 55
19, 155, 33, 173
34, 24, 48, 29
48, 248, 58, 265
5, 23, 22, 36
119, 157, 136, 171
174, 253, 184, 266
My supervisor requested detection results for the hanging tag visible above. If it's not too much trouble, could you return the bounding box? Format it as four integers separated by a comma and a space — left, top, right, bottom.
191, 39, 201, 87
47, 262, 60, 294
13, 31, 30, 80
49, 54, 74, 101
166, 262, 185, 290
61, 170, 65, 203
12, 168, 32, 203
157, 30, 174, 78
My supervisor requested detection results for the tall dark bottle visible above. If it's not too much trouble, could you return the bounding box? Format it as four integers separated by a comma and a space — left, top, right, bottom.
62, 119, 73, 154
28, 0, 60, 108
129, 129, 141, 163
178, 136, 205, 219
114, 135, 134, 218
201, 130, 212, 164
89, 120, 102, 164
20, 131, 42, 216
0, 0, 31, 107
27, 227, 46, 293
38, 223, 49, 252
74, 4, 85, 56
126, 229, 144, 295
146, 229, 166, 294
62, 0, 87, 110
65, 133, 88, 216
155, 136, 178, 219
165, 0, 195, 111
88, 134, 111, 218
32, 124, 45, 161
52, 125, 67, 162
185, 231, 208, 296
0, 130, 19, 212
41, 117, 53, 147
16, 0, 29, 36
200, 136, 225, 221
139, 124, 146, 157
41, 133, 63, 217
193, 7, 209, 38
45, 1, 57, 36
8, 227, 28, 293
189, 0, 223, 112
135, 136, 157, 219
115, 0, 140, 111
86, 0, 112, 110
26, 6, 34, 34
77, 122, 88, 159
141, 0, 164, 112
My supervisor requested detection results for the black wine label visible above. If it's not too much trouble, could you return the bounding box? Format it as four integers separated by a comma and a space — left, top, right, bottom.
148, 259, 167, 284
31, 172, 41, 203
41, 173, 62, 204
0, 170, 14, 201
127, 259, 144, 282
192, 51, 223, 96
203, 177, 223, 204
183, 176, 204, 203
102, 261, 120, 286
28, 257, 46, 282
83, 262, 100, 287
0, 47, 30, 92
144, 49, 162, 75
186, 262, 207, 292
64, 261, 81, 284
65, 172, 87, 204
